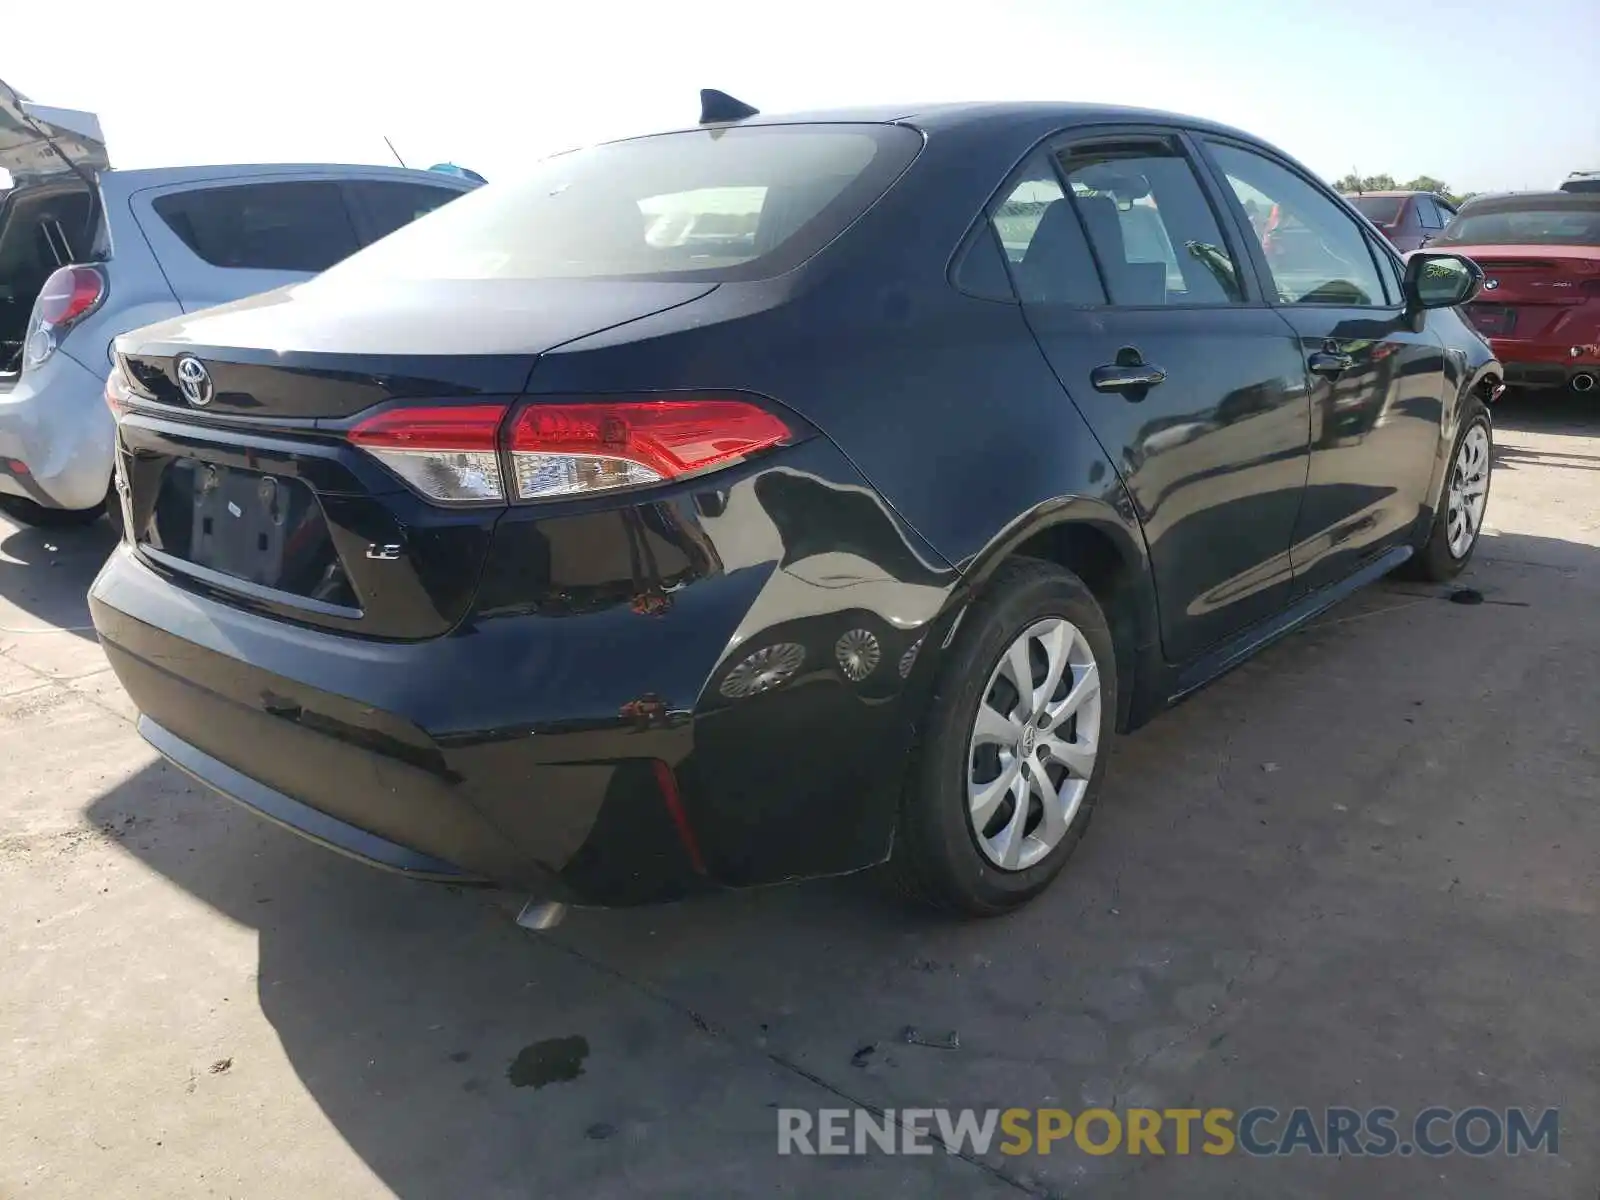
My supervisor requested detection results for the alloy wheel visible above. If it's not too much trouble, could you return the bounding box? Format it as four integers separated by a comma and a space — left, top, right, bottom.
967, 617, 1102, 871
1446, 423, 1490, 559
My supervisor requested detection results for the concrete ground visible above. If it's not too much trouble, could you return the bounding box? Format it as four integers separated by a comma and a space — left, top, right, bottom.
1, 394, 1596, 1199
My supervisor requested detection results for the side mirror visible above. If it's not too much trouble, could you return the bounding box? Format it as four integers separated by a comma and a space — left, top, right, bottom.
1404, 252, 1484, 309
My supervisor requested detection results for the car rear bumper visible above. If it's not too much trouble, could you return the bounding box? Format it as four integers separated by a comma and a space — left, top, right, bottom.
88, 440, 958, 904
139, 715, 480, 881
92, 547, 736, 904
0, 349, 115, 509
1485, 337, 1600, 388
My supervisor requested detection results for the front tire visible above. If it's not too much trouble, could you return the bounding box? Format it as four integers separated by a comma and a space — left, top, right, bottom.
889, 557, 1116, 916
1400, 398, 1492, 582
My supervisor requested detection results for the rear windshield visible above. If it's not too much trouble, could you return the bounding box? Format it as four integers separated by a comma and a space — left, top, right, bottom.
1438, 203, 1600, 247
318, 124, 921, 284
1348, 195, 1404, 225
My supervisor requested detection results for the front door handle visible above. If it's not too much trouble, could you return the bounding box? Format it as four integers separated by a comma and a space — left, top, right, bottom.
1091, 347, 1167, 395
1307, 350, 1354, 377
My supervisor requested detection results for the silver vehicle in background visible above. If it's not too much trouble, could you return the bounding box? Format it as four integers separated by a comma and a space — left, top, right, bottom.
0, 79, 478, 529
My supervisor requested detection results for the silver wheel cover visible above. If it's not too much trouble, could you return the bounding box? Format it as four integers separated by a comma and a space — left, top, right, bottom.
1446, 423, 1490, 559
967, 617, 1103, 871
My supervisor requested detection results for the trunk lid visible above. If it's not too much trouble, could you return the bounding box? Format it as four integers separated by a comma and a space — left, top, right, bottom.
0, 79, 109, 186
113, 277, 717, 639
1453, 243, 1600, 340
1, 79, 108, 376
118, 276, 716, 418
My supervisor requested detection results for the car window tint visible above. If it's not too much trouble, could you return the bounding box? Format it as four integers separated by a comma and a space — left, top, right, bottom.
1349, 194, 1405, 225
343, 181, 464, 244
1416, 196, 1443, 229
153, 181, 360, 272
1369, 236, 1405, 304
1054, 144, 1243, 306
990, 159, 1105, 305
1437, 202, 1600, 246
1208, 143, 1388, 307
315, 124, 920, 283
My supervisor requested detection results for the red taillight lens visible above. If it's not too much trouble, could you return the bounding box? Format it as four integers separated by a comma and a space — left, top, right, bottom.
349, 404, 508, 503
347, 396, 793, 505
38, 265, 106, 326
23, 265, 106, 371
505, 399, 792, 501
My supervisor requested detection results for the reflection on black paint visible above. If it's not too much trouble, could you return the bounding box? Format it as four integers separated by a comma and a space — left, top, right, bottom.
753, 472, 950, 586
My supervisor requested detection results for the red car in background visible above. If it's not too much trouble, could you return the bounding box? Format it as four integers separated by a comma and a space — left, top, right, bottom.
1434, 191, 1600, 393
1344, 190, 1457, 252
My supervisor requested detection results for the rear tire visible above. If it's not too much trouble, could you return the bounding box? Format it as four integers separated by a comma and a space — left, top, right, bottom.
1397, 398, 1491, 583
888, 557, 1116, 916
0, 493, 106, 528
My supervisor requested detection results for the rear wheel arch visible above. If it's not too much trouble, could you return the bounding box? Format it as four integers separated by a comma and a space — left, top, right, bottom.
959, 504, 1158, 733
1421, 361, 1501, 528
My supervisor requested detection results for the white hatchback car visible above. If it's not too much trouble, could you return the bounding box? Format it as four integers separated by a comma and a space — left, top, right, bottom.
0, 79, 477, 529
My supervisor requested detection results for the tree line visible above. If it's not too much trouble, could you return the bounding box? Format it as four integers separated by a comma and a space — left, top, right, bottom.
1332, 174, 1477, 207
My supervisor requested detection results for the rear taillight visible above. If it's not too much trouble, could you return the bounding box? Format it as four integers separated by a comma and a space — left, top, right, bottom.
347, 404, 507, 504
23, 265, 106, 371
104, 362, 132, 418
347, 396, 793, 506
505, 400, 792, 500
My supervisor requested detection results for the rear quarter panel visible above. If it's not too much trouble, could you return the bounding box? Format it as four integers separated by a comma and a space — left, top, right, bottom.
528, 115, 1161, 709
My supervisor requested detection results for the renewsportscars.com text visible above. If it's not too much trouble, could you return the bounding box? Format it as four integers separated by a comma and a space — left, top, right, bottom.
777, 1106, 1559, 1158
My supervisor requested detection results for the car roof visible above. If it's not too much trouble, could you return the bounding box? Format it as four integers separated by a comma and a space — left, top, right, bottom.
1344, 190, 1425, 198
97, 162, 475, 193
656, 100, 1271, 145
1459, 190, 1600, 211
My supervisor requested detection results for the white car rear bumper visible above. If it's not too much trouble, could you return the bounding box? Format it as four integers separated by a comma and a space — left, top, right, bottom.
0, 350, 115, 511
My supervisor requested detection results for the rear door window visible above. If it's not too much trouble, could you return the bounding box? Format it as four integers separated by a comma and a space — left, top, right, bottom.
342, 180, 466, 245
989, 158, 1105, 305
152, 181, 360, 272
1053, 141, 1245, 306
1415, 196, 1444, 230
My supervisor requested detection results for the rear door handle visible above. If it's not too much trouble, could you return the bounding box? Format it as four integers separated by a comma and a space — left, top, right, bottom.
1091, 348, 1166, 395
1307, 350, 1354, 377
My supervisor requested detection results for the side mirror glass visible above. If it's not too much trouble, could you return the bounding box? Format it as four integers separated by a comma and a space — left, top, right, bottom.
1405, 252, 1483, 309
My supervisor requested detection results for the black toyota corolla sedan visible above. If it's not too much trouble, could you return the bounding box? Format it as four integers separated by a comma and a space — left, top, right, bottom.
90, 97, 1501, 919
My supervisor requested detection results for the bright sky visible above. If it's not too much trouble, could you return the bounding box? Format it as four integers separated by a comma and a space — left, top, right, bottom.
13, 0, 1598, 194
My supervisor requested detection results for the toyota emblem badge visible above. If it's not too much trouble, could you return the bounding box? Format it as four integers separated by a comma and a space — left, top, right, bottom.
175, 355, 215, 407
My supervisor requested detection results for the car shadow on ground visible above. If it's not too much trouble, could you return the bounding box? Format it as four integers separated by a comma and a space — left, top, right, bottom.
0, 518, 116, 640
1493, 388, 1599, 440
81, 524, 1600, 1199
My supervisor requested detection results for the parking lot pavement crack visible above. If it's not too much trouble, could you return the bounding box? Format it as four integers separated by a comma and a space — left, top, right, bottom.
536, 930, 1043, 1196
0, 646, 133, 727
1108, 947, 1261, 1112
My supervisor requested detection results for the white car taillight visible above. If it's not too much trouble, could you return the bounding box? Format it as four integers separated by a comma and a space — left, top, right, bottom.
23, 265, 106, 371
347, 404, 507, 504
346, 397, 794, 506
103, 362, 133, 418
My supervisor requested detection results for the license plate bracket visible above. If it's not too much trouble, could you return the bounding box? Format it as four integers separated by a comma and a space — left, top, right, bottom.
144, 460, 294, 587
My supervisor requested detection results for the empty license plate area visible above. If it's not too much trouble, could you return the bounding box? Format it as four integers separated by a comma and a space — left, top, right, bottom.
1466, 305, 1517, 337
141, 459, 358, 608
